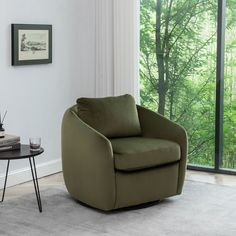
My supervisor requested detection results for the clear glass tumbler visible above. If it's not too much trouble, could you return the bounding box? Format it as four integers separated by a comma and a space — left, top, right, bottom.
29, 137, 41, 152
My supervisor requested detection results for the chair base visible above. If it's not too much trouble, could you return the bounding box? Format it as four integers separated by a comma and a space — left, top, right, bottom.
65, 162, 181, 211
114, 163, 179, 209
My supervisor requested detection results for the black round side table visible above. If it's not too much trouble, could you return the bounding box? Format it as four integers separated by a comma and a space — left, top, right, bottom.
0, 144, 44, 212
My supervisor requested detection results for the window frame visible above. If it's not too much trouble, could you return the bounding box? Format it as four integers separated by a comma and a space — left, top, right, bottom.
139, 0, 236, 175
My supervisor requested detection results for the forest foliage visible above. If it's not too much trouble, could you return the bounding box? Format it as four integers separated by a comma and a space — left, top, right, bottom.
140, 0, 236, 169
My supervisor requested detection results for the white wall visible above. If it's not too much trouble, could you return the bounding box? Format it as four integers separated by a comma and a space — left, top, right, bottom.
0, 0, 96, 187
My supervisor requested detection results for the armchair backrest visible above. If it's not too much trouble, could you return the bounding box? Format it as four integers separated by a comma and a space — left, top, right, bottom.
75, 94, 141, 138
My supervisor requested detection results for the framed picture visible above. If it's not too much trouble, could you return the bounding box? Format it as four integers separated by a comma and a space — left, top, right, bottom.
11, 24, 52, 66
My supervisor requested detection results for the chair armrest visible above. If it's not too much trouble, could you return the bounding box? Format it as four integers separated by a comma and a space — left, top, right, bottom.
61, 107, 116, 210
137, 105, 188, 194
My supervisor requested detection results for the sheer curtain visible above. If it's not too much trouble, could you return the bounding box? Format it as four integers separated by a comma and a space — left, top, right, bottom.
95, 0, 140, 102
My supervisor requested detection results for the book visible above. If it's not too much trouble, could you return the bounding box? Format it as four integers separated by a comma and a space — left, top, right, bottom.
0, 142, 21, 152
0, 140, 20, 148
0, 134, 20, 147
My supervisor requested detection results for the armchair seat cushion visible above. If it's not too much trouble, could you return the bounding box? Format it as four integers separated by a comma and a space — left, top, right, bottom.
110, 137, 181, 171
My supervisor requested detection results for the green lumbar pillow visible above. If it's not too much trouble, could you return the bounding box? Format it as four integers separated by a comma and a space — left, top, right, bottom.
76, 94, 141, 138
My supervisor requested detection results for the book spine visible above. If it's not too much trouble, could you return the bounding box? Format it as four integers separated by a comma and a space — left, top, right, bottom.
0, 143, 21, 152
0, 141, 20, 148
0, 137, 20, 147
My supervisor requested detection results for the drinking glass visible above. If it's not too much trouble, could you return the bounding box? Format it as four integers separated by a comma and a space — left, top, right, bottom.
29, 137, 41, 151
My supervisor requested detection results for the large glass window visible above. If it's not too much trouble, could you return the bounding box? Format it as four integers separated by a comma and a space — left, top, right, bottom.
222, 0, 236, 170
140, 0, 217, 167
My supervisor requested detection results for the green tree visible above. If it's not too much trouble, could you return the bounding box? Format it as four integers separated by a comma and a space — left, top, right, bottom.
140, 0, 217, 166
140, 0, 236, 169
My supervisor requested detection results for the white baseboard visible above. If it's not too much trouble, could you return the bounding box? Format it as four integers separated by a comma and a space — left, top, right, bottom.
0, 159, 62, 189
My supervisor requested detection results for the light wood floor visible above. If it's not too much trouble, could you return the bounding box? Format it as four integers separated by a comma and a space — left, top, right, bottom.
2, 170, 236, 201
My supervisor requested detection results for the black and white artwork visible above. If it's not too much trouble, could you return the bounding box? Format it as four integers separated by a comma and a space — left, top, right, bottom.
19, 30, 49, 61
12, 24, 52, 66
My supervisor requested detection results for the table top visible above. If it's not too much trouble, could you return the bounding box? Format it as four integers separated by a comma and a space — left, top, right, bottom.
0, 144, 44, 160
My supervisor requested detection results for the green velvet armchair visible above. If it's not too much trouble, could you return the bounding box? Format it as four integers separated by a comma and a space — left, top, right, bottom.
62, 94, 188, 211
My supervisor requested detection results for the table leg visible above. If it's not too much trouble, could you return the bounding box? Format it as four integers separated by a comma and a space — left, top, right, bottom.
29, 157, 42, 212
1, 160, 10, 202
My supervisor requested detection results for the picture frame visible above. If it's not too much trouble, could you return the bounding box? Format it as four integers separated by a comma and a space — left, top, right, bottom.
11, 24, 52, 66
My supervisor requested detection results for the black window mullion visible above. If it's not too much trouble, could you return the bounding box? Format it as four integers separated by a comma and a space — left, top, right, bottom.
215, 0, 226, 170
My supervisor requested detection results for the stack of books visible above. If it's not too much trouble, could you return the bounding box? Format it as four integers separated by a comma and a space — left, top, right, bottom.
0, 134, 21, 152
